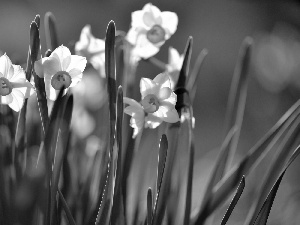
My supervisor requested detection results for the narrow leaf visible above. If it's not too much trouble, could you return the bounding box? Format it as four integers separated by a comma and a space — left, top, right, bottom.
58, 189, 76, 225
194, 99, 300, 224
183, 144, 194, 225
220, 176, 245, 225
147, 188, 153, 225
152, 134, 169, 225
252, 145, 300, 225
44, 12, 59, 50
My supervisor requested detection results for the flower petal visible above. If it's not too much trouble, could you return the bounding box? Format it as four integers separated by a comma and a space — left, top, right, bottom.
11, 80, 34, 98
42, 57, 61, 78
154, 105, 179, 123
158, 87, 172, 100
9, 65, 26, 82
9, 89, 25, 112
153, 73, 171, 89
44, 76, 60, 101
161, 12, 178, 39
124, 104, 145, 138
62, 55, 71, 71
51, 45, 71, 69
142, 3, 162, 27
130, 33, 161, 59
161, 91, 177, 105
34, 58, 47, 78
0, 54, 12, 79
67, 55, 87, 73
0, 94, 13, 104
69, 69, 83, 88
123, 97, 142, 108
131, 10, 149, 29
145, 113, 163, 129
140, 77, 158, 98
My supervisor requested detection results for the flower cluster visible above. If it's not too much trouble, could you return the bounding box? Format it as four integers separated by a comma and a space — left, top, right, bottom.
124, 73, 179, 138
126, 3, 178, 60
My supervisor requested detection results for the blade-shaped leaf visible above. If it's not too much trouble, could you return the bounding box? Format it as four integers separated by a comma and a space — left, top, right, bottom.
220, 176, 245, 225
252, 145, 300, 225
217, 37, 253, 182
58, 189, 76, 225
194, 99, 300, 224
44, 12, 59, 50
152, 134, 169, 225
183, 143, 194, 225
245, 114, 300, 225
147, 188, 153, 225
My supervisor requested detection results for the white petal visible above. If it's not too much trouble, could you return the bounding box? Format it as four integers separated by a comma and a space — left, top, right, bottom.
51, 45, 71, 69
9, 89, 25, 112
42, 57, 61, 78
44, 76, 60, 101
9, 65, 26, 82
0, 54, 12, 78
153, 73, 171, 89
142, 3, 162, 27
75, 25, 92, 52
69, 70, 83, 88
161, 91, 177, 105
130, 33, 161, 59
0, 94, 13, 104
140, 77, 158, 99
34, 58, 47, 78
161, 12, 178, 39
131, 10, 149, 29
145, 113, 162, 129
67, 55, 87, 73
11, 81, 34, 98
153, 105, 179, 123
158, 87, 172, 101
124, 105, 145, 138
123, 97, 142, 108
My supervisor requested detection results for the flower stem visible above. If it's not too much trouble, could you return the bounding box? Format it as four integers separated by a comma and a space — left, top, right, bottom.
147, 57, 167, 70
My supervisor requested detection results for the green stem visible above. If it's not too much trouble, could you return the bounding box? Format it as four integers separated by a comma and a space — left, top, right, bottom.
147, 57, 167, 70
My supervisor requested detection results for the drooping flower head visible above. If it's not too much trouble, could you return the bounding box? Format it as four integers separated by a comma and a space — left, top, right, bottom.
124, 73, 179, 138
34, 45, 87, 101
126, 3, 178, 60
0, 54, 34, 112
166, 47, 183, 89
75, 25, 105, 78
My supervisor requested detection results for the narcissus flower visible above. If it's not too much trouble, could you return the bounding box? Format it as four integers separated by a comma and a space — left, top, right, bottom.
124, 73, 179, 138
75, 25, 105, 77
0, 54, 33, 112
166, 47, 183, 89
126, 3, 178, 60
34, 45, 87, 101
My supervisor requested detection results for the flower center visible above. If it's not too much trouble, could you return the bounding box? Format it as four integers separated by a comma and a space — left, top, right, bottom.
141, 94, 160, 113
0, 77, 12, 96
146, 25, 165, 44
51, 71, 72, 90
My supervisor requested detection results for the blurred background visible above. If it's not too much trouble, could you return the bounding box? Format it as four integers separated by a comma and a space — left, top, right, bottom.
1, 0, 300, 224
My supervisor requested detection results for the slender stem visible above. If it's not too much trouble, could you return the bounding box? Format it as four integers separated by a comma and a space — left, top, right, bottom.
147, 57, 167, 71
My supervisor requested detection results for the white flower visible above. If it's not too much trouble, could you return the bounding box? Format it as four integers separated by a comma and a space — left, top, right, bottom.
0, 54, 34, 112
124, 73, 179, 138
34, 45, 87, 101
75, 25, 106, 77
166, 47, 183, 89
126, 3, 178, 60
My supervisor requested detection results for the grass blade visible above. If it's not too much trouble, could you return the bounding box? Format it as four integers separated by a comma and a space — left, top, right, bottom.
147, 188, 153, 225
95, 20, 117, 225
183, 143, 194, 225
152, 134, 169, 225
245, 114, 300, 225
252, 145, 300, 225
220, 176, 245, 225
175, 37, 193, 90
217, 37, 253, 182
58, 189, 76, 225
194, 99, 300, 224
44, 12, 59, 50
187, 49, 208, 104
111, 86, 125, 225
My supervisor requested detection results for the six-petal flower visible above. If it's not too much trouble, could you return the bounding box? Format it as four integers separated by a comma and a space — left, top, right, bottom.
0, 54, 34, 112
126, 3, 178, 60
75, 25, 106, 77
34, 45, 87, 101
124, 73, 179, 138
